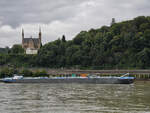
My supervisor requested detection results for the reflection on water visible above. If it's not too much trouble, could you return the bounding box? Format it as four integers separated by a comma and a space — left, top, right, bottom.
0, 82, 150, 113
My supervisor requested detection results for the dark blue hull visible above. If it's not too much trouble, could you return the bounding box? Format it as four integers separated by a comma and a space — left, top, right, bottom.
3, 77, 135, 84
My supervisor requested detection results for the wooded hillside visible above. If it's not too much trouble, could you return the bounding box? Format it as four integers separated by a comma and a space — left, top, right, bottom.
1, 16, 150, 69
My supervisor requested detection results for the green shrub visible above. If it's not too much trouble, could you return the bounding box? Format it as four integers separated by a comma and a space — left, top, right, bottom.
0, 67, 15, 78
20, 69, 33, 77
33, 70, 48, 77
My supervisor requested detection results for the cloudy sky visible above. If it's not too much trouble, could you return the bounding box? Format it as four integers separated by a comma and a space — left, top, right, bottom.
0, 0, 150, 47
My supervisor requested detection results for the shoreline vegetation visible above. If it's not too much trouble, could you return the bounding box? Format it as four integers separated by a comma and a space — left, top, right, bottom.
0, 16, 150, 80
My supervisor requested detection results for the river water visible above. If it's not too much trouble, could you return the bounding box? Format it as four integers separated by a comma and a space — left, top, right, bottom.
0, 81, 150, 113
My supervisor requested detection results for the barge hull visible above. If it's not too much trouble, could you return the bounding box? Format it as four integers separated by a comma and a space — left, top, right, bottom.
3, 77, 134, 84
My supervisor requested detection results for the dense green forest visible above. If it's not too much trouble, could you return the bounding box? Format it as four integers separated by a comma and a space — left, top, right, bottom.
1, 16, 150, 69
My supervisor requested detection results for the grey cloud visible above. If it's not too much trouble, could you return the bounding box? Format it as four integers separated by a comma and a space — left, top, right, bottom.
0, 0, 87, 27
0, 0, 150, 47
0, 0, 150, 27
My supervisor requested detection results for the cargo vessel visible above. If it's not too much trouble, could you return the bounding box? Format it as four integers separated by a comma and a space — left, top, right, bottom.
2, 75, 135, 84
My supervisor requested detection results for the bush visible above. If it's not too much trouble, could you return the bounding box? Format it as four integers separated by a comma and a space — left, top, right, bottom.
20, 69, 33, 77
33, 70, 48, 77
0, 67, 15, 78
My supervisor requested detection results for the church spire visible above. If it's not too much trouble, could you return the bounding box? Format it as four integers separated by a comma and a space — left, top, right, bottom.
39, 27, 42, 42
22, 28, 24, 45
22, 28, 24, 39
39, 27, 41, 33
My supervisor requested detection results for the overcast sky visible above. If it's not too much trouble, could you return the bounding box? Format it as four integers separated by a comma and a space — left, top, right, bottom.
0, 0, 150, 47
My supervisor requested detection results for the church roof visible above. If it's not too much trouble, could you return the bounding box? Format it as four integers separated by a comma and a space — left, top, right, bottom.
23, 38, 40, 49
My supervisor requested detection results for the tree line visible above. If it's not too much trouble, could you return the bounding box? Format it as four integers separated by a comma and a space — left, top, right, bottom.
1, 16, 150, 69
0, 67, 48, 78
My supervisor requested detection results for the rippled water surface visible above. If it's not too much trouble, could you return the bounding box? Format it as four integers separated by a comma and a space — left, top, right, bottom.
0, 81, 150, 113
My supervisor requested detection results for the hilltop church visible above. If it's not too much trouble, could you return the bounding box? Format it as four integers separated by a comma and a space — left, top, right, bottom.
22, 28, 42, 54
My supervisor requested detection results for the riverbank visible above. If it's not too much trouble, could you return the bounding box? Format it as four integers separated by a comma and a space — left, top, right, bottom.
1, 67, 150, 80
29, 68, 150, 79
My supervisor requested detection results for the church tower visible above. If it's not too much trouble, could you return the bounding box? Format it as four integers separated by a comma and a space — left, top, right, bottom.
21, 28, 42, 54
